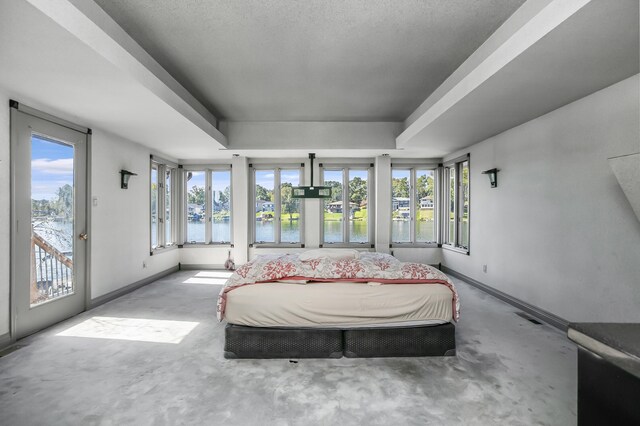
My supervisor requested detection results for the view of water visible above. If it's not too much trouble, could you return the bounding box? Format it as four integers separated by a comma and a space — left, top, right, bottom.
185, 219, 231, 243
151, 218, 443, 245
323, 221, 368, 243
392, 220, 436, 243
57, 217, 441, 247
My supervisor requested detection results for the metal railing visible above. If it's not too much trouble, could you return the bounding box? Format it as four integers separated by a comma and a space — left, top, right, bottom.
31, 232, 73, 305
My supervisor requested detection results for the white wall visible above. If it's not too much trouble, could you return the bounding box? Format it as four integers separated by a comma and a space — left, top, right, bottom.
0, 90, 11, 337
89, 130, 179, 299
443, 75, 640, 322
0, 96, 181, 339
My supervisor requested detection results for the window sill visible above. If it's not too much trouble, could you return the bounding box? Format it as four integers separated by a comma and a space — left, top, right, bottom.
390, 243, 439, 249
320, 243, 374, 249
251, 243, 304, 249
442, 244, 470, 255
150, 245, 179, 255
180, 243, 233, 248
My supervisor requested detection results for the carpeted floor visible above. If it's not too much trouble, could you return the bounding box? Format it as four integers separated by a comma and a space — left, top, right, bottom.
0, 270, 577, 425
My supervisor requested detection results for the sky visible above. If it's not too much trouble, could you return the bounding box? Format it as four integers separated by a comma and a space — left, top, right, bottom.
323, 169, 368, 183
392, 169, 434, 181
186, 171, 232, 192
31, 135, 74, 201
212, 171, 230, 192
255, 169, 300, 189
186, 170, 231, 204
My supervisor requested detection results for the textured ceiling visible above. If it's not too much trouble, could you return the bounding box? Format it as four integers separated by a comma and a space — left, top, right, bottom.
93, 0, 526, 121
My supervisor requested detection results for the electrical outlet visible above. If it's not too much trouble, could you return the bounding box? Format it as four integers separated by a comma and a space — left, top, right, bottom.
142, 261, 147, 269
482, 264, 487, 273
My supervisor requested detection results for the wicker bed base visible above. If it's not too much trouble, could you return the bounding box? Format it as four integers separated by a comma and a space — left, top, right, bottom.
224, 323, 456, 359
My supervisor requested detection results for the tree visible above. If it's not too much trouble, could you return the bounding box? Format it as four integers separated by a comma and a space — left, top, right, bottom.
217, 186, 231, 210
348, 176, 367, 206
151, 182, 158, 218
416, 175, 434, 200
188, 185, 205, 206
392, 177, 409, 198
280, 182, 297, 220
54, 184, 73, 220
255, 184, 272, 202
324, 180, 342, 203
32, 199, 53, 216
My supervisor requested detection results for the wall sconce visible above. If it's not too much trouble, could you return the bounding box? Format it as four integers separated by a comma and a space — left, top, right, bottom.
482, 168, 500, 188
120, 169, 137, 189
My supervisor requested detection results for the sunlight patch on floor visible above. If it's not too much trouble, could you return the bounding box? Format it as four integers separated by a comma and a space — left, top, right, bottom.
181, 271, 233, 285
56, 316, 199, 344
195, 271, 233, 278
181, 277, 228, 285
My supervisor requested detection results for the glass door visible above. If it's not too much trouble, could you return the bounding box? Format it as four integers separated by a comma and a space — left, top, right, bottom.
11, 108, 88, 339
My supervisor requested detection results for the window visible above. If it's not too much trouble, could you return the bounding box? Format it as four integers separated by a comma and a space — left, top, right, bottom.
252, 166, 303, 245
391, 166, 437, 245
321, 165, 373, 246
151, 164, 159, 249
150, 158, 176, 251
185, 167, 232, 245
444, 155, 470, 252
165, 166, 173, 245
186, 170, 206, 243
211, 170, 231, 243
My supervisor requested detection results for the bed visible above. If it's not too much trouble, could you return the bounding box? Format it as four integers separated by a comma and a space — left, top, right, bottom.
218, 250, 459, 359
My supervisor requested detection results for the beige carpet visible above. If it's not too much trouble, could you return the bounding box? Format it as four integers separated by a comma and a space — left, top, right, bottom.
0, 270, 577, 425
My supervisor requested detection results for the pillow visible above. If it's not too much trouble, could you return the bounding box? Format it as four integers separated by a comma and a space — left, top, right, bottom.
299, 249, 360, 261
276, 279, 309, 284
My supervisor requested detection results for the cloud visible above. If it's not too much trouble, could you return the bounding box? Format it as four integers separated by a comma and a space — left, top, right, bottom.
32, 180, 71, 200
32, 158, 73, 175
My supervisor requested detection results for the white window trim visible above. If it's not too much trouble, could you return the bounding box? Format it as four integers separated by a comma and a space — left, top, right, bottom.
390, 164, 440, 248
319, 163, 375, 248
181, 164, 233, 246
250, 163, 305, 247
210, 168, 233, 245
150, 156, 178, 254
442, 154, 470, 254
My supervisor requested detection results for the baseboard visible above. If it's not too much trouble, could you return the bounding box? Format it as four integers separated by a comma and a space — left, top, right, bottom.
441, 266, 569, 331
0, 332, 12, 352
178, 263, 228, 271
90, 265, 179, 309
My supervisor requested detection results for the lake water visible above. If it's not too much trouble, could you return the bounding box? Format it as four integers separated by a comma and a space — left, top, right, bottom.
47, 218, 438, 247
183, 219, 436, 244
185, 219, 231, 243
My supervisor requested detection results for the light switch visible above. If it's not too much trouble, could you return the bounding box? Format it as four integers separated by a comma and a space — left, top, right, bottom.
92, 196, 98, 207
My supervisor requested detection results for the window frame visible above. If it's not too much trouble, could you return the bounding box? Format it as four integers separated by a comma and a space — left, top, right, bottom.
210, 169, 233, 244
150, 156, 178, 254
442, 154, 470, 254
319, 163, 375, 248
390, 164, 440, 248
182, 164, 233, 246
250, 164, 305, 247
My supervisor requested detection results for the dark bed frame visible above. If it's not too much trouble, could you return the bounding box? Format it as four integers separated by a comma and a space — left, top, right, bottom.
224, 322, 456, 359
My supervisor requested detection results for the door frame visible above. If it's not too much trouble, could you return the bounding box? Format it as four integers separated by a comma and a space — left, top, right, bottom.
9, 100, 92, 341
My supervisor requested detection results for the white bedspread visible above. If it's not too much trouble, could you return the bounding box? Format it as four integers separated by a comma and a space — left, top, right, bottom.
225, 281, 453, 328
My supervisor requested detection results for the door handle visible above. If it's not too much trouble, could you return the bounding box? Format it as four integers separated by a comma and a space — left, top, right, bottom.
79, 233, 88, 241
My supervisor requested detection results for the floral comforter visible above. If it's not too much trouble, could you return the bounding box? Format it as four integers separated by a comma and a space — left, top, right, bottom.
217, 252, 460, 322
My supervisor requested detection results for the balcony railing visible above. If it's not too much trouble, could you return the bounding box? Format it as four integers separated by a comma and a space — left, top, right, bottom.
31, 231, 73, 305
